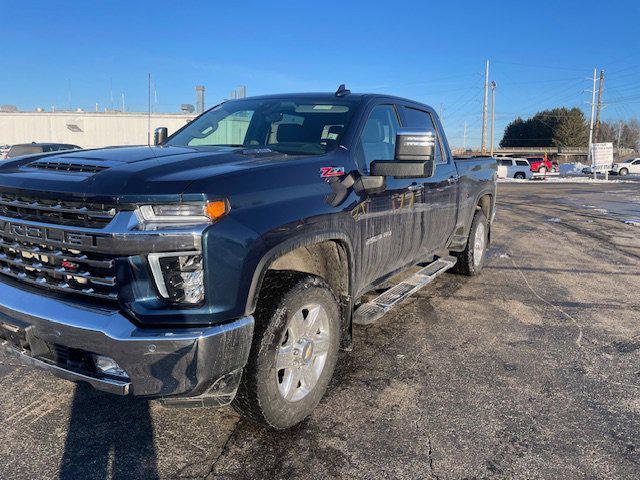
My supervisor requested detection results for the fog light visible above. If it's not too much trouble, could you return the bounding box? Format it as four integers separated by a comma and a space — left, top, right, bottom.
148, 252, 205, 305
94, 355, 128, 378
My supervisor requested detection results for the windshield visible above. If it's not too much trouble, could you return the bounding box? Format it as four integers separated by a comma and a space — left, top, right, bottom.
166, 97, 360, 155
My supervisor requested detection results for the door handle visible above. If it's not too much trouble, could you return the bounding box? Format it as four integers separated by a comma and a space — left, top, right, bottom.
446, 176, 459, 184
407, 183, 424, 192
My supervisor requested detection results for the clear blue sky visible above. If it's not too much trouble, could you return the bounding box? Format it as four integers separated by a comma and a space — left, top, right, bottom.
1, 0, 639, 148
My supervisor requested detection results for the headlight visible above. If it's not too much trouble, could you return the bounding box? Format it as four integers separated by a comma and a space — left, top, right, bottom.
135, 200, 228, 227
148, 252, 205, 305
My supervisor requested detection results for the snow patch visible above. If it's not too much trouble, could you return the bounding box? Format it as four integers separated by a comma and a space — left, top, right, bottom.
624, 220, 640, 226
547, 217, 562, 223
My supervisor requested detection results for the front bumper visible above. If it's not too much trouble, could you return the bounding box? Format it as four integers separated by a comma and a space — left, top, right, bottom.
0, 277, 254, 403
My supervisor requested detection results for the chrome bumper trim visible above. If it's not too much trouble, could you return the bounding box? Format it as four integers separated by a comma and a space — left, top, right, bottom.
0, 277, 254, 398
0, 341, 130, 395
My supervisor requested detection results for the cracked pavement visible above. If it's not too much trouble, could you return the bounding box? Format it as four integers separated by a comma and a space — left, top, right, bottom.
1, 181, 640, 479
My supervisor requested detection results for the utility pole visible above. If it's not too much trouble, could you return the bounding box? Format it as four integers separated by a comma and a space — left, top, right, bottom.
147, 73, 152, 146
463, 120, 467, 151
481, 60, 489, 154
594, 69, 605, 143
490, 81, 497, 157
587, 68, 597, 180
617, 120, 623, 152
154, 81, 158, 113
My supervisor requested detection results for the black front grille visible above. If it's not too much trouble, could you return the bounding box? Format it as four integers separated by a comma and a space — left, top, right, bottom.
0, 193, 116, 229
0, 234, 117, 300
46, 343, 96, 373
28, 161, 109, 174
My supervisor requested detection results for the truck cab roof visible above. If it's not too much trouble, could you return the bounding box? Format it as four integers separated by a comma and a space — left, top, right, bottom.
233, 92, 434, 110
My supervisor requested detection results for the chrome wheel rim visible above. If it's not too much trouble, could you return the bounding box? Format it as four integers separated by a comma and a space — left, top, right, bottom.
276, 303, 331, 402
473, 222, 486, 267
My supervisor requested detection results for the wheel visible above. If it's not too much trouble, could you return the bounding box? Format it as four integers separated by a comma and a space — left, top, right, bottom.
452, 209, 488, 276
619, 168, 629, 176
232, 272, 341, 429
538, 166, 547, 174
514, 172, 526, 180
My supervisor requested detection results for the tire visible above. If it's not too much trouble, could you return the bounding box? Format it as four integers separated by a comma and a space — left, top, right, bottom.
232, 272, 341, 429
452, 209, 489, 276
538, 166, 547, 174
514, 172, 526, 180
619, 168, 629, 176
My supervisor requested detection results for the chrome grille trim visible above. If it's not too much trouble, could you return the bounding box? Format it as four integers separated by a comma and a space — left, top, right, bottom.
0, 233, 118, 300
0, 238, 114, 269
0, 193, 116, 229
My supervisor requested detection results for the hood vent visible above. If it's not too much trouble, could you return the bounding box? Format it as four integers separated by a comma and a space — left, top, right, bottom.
28, 160, 109, 174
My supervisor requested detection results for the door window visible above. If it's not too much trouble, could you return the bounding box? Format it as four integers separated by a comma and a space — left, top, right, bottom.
401, 107, 445, 164
356, 105, 400, 172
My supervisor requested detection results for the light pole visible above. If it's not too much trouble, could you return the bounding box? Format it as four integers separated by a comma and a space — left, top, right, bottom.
481, 60, 489, 153
490, 81, 497, 157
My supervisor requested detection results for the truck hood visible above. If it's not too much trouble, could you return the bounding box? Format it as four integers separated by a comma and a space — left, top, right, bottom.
0, 145, 299, 202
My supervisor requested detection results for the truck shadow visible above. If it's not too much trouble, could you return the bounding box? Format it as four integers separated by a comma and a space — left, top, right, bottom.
59, 383, 159, 480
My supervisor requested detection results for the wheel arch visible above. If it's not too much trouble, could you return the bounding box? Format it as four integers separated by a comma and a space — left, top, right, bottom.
245, 232, 355, 346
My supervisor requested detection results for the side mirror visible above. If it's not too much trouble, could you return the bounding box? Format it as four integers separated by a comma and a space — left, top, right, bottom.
370, 128, 436, 178
154, 127, 168, 145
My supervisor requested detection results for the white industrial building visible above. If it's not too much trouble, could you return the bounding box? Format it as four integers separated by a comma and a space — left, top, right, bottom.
0, 111, 195, 149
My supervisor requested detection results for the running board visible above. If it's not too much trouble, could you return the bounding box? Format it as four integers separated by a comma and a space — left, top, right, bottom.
352, 256, 456, 326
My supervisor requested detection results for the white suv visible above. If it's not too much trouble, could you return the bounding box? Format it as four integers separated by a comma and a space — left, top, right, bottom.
497, 158, 532, 180
612, 158, 640, 176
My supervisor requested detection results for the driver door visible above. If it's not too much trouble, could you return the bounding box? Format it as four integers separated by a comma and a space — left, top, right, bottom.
351, 103, 424, 289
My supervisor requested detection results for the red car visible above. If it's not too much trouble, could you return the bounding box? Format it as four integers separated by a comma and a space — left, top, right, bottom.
528, 156, 553, 174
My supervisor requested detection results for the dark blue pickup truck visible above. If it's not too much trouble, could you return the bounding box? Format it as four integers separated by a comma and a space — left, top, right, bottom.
0, 88, 496, 429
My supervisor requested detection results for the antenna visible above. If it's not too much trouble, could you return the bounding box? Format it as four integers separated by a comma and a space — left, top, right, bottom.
335, 84, 350, 97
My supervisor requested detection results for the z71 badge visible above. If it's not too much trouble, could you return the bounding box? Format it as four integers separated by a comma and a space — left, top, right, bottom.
320, 166, 345, 178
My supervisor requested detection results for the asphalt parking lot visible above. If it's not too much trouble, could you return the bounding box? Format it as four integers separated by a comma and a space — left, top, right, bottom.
1, 181, 640, 480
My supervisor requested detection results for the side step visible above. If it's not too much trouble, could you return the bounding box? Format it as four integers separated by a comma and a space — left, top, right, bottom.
352, 256, 456, 326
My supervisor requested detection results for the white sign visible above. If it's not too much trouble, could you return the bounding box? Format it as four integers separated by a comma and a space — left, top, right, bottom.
591, 143, 614, 171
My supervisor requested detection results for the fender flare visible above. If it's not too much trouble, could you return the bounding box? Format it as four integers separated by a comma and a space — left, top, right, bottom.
245, 231, 355, 316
